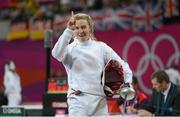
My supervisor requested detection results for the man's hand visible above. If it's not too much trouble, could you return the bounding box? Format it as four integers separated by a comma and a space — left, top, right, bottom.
67, 11, 76, 30
138, 109, 152, 116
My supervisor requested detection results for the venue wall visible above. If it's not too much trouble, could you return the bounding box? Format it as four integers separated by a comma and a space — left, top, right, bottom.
0, 24, 180, 102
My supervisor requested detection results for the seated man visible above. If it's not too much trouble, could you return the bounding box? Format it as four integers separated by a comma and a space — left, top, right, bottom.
138, 70, 180, 116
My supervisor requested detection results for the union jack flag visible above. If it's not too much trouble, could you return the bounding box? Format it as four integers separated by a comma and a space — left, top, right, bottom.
89, 8, 133, 31
89, 10, 107, 31
104, 7, 133, 30
132, 1, 163, 32
163, 0, 179, 18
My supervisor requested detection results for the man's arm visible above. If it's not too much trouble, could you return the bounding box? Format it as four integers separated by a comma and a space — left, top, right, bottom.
173, 90, 180, 115
138, 89, 158, 116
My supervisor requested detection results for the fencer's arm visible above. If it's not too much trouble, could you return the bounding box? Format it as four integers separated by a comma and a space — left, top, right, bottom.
102, 42, 132, 83
52, 12, 75, 61
51, 28, 73, 61
3, 73, 14, 93
3, 75, 9, 93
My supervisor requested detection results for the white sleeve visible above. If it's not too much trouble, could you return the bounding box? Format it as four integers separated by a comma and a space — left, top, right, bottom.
178, 73, 180, 86
175, 70, 180, 86
51, 28, 73, 61
101, 42, 132, 83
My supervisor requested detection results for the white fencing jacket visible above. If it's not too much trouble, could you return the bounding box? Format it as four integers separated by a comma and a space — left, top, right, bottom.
4, 71, 21, 95
52, 28, 132, 97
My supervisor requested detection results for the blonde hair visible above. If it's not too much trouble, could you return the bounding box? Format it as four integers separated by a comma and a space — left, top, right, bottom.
75, 13, 96, 40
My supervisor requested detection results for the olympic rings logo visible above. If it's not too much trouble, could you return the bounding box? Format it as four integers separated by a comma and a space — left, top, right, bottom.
122, 33, 180, 94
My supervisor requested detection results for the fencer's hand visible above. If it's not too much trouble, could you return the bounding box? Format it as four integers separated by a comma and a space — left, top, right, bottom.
67, 11, 76, 30
121, 83, 130, 88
